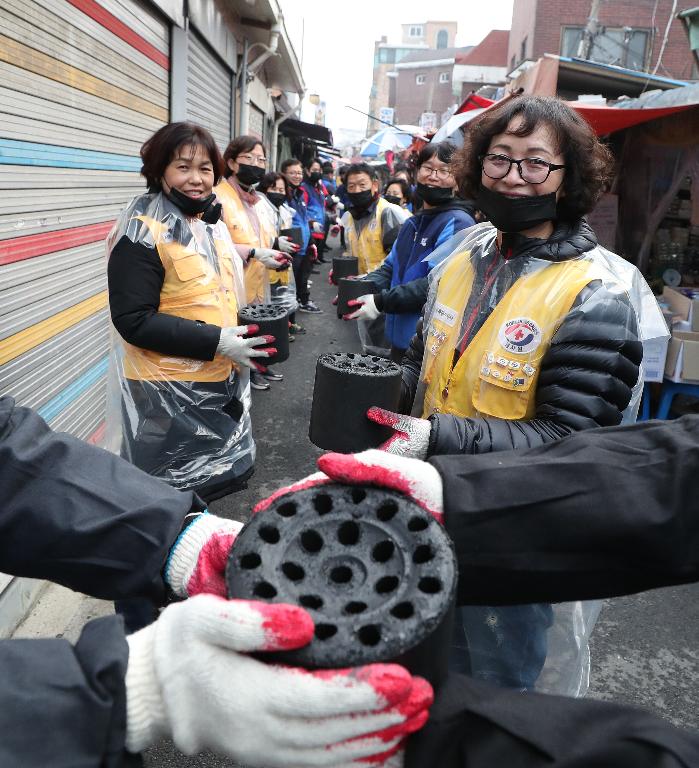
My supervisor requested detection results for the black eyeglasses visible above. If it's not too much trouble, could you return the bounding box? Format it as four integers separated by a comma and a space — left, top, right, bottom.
480, 153, 565, 184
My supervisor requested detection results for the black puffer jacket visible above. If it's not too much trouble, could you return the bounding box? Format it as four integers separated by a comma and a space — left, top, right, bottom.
400, 219, 644, 455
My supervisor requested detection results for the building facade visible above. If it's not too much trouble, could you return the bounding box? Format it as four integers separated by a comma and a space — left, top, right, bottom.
0, 0, 304, 635
393, 47, 471, 128
366, 20, 457, 135
507, 0, 696, 80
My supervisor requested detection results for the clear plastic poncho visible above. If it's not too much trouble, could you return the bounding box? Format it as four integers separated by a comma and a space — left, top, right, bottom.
105, 192, 255, 495
416, 222, 667, 696
257, 195, 298, 315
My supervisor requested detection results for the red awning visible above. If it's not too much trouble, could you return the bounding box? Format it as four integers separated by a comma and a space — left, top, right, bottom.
453, 93, 696, 135
568, 103, 694, 135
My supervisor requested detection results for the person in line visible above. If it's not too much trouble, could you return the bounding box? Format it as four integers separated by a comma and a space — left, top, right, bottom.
383, 176, 411, 209
335, 165, 350, 249
344, 143, 475, 363
281, 158, 322, 314
364, 96, 667, 693
302, 157, 330, 263
216, 136, 296, 390
321, 160, 343, 255
336, 162, 411, 356
257, 171, 302, 340
393, 162, 416, 210
0, 396, 431, 768
106, 123, 274, 629
266, 415, 699, 768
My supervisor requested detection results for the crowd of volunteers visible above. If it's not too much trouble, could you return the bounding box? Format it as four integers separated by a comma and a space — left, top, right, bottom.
3, 94, 695, 768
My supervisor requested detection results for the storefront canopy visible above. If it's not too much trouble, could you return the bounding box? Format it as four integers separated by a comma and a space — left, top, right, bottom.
278, 118, 334, 148
452, 92, 698, 137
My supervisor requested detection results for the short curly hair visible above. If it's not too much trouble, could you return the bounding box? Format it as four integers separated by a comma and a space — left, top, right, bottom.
452, 96, 614, 221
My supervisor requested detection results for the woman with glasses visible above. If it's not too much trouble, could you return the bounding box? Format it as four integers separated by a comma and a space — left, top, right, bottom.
345, 142, 476, 362
363, 97, 665, 693
216, 136, 297, 389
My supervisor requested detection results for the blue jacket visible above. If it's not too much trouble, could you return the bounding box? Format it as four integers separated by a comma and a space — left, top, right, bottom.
301, 181, 326, 227
286, 185, 311, 253
367, 200, 475, 350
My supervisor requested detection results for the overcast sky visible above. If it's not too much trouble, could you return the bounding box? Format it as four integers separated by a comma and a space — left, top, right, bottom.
283, 1, 515, 137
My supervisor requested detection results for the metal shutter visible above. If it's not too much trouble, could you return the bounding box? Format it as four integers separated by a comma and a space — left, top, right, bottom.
0, 0, 169, 439
186, 29, 233, 151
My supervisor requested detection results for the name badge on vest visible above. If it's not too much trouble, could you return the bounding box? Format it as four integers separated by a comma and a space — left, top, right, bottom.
433, 302, 458, 327
498, 317, 541, 355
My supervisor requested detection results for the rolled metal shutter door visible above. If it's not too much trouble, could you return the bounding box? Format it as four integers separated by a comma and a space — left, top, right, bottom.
0, 0, 169, 442
186, 29, 233, 151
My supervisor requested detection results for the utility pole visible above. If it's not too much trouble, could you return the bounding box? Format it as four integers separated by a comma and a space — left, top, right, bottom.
577, 0, 603, 59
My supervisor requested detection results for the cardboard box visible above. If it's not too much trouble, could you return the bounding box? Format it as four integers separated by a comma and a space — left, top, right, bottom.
662, 286, 699, 332
642, 336, 669, 383
664, 331, 699, 383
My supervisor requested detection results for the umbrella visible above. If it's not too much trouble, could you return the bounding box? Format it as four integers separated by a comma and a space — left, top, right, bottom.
360, 125, 424, 157
431, 108, 486, 145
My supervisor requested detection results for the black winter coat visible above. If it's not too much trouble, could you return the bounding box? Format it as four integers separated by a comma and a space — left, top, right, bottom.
401, 219, 644, 455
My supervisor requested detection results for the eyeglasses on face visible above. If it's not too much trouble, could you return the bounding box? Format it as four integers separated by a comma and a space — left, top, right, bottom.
418, 164, 452, 181
480, 153, 565, 184
237, 153, 267, 167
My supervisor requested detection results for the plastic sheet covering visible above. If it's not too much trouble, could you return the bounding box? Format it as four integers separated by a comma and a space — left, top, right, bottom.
257, 196, 298, 315
357, 315, 391, 358
415, 222, 667, 695
105, 192, 255, 493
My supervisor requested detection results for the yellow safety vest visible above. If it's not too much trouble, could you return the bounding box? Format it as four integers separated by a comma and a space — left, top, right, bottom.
422, 250, 598, 420
122, 215, 239, 383
347, 197, 390, 274
215, 179, 277, 305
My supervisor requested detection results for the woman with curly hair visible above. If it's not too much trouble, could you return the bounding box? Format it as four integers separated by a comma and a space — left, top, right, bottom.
364, 96, 665, 692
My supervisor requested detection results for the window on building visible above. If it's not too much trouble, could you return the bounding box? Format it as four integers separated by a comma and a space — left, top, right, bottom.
378, 47, 396, 65
416, 74, 426, 85
439, 72, 450, 83
520, 36, 527, 62
436, 29, 448, 49
561, 26, 650, 71
409, 25, 423, 38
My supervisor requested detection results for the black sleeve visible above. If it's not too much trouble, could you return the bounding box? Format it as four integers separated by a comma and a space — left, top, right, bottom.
407, 673, 699, 768
374, 277, 429, 314
0, 397, 201, 602
381, 222, 402, 254
429, 416, 699, 606
363, 259, 394, 292
428, 284, 643, 455
0, 616, 139, 767
108, 235, 221, 361
399, 317, 426, 412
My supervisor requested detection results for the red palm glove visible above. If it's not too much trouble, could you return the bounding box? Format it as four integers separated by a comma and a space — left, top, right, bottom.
367, 406, 432, 459
165, 513, 243, 597
309, 243, 318, 262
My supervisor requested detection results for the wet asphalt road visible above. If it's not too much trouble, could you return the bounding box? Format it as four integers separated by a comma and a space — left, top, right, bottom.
144, 247, 698, 767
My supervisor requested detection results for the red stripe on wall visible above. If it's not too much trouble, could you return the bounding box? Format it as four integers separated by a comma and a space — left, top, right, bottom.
87, 421, 106, 445
65, 0, 169, 70
0, 220, 115, 265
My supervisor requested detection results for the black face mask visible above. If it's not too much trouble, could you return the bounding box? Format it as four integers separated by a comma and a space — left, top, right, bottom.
266, 191, 287, 208
384, 194, 403, 206
475, 185, 558, 233
347, 189, 375, 214
165, 186, 221, 224
308, 171, 323, 184
416, 183, 454, 207
236, 163, 265, 188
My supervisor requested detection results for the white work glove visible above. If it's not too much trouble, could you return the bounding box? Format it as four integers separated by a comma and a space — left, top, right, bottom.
276, 236, 300, 255
164, 512, 243, 598
125, 595, 433, 764
344, 294, 380, 321
252, 248, 291, 269
216, 324, 276, 372
367, 406, 432, 461
311, 220, 324, 234
253, 450, 443, 525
